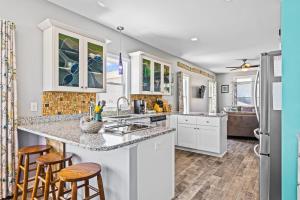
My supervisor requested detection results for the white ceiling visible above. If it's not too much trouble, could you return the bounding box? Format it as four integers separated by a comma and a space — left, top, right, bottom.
48, 0, 280, 73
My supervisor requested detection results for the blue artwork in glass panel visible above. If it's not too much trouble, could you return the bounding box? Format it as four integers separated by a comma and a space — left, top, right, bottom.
87, 42, 104, 88
88, 72, 103, 88
88, 54, 103, 73
58, 33, 80, 87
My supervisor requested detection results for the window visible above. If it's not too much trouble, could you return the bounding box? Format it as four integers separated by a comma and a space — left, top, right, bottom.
97, 54, 128, 110
208, 80, 217, 113
235, 77, 255, 106
183, 75, 190, 113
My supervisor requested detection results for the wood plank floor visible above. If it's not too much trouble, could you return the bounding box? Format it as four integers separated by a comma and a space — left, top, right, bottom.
175, 138, 259, 200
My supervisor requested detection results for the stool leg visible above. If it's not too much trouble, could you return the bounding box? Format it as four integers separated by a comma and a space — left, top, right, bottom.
13, 154, 23, 200
97, 174, 105, 200
31, 163, 42, 200
71, 182, 77, 200
50, 167, 56, 200
57, 180, 64, 199
21, 154, 30, 200
43, 165, 51, 200
84, 180, 89, 198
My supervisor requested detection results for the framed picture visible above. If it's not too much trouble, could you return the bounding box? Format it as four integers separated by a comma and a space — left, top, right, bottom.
221, 85, 229, 93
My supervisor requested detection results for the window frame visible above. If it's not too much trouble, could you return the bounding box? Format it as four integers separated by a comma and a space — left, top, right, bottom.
233, 75, 256, 107
96, 53, 129, 108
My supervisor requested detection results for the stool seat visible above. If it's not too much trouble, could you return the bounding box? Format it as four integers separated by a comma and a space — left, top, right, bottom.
58, 162, 101, 182
36, 152, 73, 165
18, 145, 51, 155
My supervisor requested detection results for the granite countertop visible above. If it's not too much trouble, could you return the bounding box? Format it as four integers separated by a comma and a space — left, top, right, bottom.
18, 119, 175, 151
120, 111, 227, 118
108, 112, 176, 121
176, 112, 227, 118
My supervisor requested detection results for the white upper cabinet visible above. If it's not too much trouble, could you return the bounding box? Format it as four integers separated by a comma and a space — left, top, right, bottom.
129, 51, 171, 95
39, 19, 106, 93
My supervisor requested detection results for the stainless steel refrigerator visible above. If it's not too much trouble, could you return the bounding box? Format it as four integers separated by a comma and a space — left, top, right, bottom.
254, 50, 282, 200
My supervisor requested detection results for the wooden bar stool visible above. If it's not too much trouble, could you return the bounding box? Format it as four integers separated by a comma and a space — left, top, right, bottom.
57, 162, 105, 200
13, 145, 52, 200
31, 152, 73, 200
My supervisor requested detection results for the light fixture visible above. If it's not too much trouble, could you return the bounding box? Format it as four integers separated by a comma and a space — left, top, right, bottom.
224, 0, 232, 2
97, 1, 106, 7
190, 37, 198, 41
117, 26, 124, 75
241, 67, 248, 72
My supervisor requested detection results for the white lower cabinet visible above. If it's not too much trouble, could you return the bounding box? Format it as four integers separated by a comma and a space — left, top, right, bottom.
176, 114, 227, 157
137, 133, 175, 200
197, 126, 220, 153
169, 115, 178, 145
177, 124, 197, 149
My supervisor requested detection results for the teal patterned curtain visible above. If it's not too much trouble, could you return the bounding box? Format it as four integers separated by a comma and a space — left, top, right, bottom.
0, 20, 18, 199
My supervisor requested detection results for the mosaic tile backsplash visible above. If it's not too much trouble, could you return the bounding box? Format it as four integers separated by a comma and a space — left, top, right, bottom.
42, 92, 96, 116
130, 94, 163, 110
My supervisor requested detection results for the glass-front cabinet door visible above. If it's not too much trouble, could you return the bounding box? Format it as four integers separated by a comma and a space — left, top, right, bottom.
154, 62, 162, 92
54, 28, 106, 92
84, 38, 105, 92
142, 58, 151, 92
58, 32, 81, 89
163, 64, 171, 95
40, 21, 107, 93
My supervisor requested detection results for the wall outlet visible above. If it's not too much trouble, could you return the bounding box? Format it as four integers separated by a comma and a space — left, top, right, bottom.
30, 102, 38, 112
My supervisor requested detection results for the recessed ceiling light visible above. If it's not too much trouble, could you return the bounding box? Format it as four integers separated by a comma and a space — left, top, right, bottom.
97, 1, 106, 7
190, 37, 198, 41
224, 0, 232, 2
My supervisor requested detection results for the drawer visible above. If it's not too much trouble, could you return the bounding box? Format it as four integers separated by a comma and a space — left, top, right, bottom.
196, 117, 220, 127
177, 115, 197, 124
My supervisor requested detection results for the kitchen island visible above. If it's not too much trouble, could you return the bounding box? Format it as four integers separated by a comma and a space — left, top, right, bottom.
170, 112, 228, 157
18, 116, 175, 200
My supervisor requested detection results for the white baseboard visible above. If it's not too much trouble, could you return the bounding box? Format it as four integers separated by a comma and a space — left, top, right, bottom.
175, 146, 227, 158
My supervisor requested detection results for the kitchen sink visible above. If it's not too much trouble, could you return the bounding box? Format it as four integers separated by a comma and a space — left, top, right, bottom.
105, 123, 152, 135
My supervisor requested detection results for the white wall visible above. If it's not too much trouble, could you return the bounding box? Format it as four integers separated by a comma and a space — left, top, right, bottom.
189, 72, 210, 113
1, 0, 214, 117
216, 70, 257, 112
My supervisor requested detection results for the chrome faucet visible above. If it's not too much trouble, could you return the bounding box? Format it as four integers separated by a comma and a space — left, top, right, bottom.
117, 96, 130, 116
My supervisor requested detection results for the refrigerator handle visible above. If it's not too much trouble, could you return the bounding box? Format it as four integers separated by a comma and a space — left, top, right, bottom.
254, 128, 260, 140
254, 70, 260, 122
254, 144, 260, 157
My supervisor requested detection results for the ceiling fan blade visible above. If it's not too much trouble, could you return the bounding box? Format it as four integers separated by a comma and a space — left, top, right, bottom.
236, 58, 259, 61
226, 67, 239, 68
230, 68, 239, 71
248, 65, 260, 68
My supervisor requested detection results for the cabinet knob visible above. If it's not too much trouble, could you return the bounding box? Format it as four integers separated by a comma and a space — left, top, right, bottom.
81, 86, 84, 89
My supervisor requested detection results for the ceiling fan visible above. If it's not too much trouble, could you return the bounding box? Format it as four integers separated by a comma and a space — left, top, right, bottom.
226, 59, 260, 71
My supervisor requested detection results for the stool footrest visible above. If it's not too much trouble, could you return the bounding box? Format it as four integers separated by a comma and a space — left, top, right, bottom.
85, 192, 100, 200
88, 185, 99, 193
33, 187, 58, 199
19, 165, 37, 172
